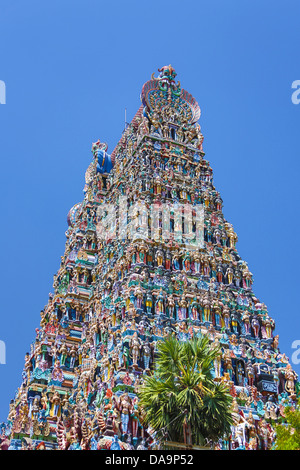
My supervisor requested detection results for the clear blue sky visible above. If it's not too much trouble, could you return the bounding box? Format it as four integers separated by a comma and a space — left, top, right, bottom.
0, 0, 299, 422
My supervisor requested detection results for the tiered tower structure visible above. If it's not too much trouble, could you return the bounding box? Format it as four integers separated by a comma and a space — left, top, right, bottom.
1, 66, 298, 451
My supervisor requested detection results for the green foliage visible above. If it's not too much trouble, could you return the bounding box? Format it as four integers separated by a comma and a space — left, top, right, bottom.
138, 335, 233, 445
274, 401, 300, 450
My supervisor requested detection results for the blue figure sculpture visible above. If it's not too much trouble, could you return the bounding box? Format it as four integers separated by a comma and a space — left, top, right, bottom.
96, 149, 113, 174
90, 436, 98, 450
110, 435, 121, 450
91, 140, 113, 175
69, 440, 81, 450
60, 311, 69, 329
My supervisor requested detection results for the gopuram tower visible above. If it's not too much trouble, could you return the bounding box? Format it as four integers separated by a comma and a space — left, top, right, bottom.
1, 66, 298, 451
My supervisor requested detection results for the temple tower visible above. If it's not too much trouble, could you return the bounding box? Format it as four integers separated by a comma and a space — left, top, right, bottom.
1, 66, 298, 451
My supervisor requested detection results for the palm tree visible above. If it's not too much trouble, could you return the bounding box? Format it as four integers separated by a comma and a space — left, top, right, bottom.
273, 399, 300, 450
138, 334, 234, 447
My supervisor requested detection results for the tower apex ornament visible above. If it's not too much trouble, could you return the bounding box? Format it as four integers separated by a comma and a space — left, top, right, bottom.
151, 64, 181, 96
158, 64, 177, 79
140, 66, 202, 150
141, 66, 200, 126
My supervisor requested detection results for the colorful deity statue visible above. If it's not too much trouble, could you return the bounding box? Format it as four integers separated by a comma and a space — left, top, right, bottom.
130, 332, 141, 368
284, 364, 298, 397
49, 390, 61, 418
119, 392, 132, 437
172, 250, 180, 271
202, 293, 211, 323
155, 289, 165, 315
167, 294, 176, 319
145, 292, 153, 315
178, 294, 188, 321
